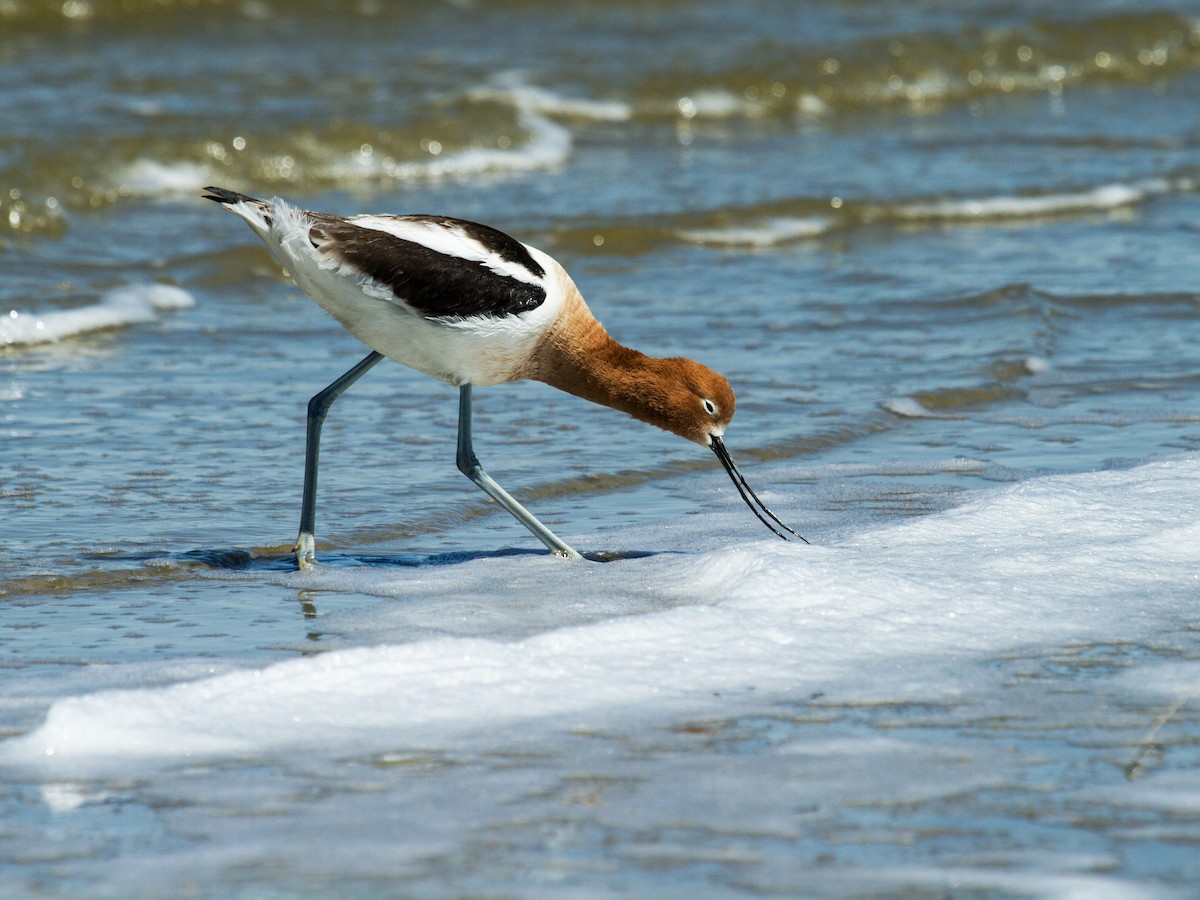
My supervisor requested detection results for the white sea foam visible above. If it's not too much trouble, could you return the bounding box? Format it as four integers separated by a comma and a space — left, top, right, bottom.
330, 84, 576, 183
675, 89, 750, 119
865, 865, 1168, 900
0, 284, 195, 347
889, 178, 1173, 222
677, 215, 833, 247
422, 106, 572, 178
675, 177, 1189, 249
1025, 355, 1051, 374
115, 159, 214, 196
115, 81, 597, 193
796, 92, 830, 116
3, 456, 1196, 775
470, 82, 632, 122
334, 77, 624, 183
882, 396, 938, 418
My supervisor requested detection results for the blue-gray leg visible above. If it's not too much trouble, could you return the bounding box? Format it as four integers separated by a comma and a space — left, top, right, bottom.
295, 351, 385, 569
455, 383, 581, 559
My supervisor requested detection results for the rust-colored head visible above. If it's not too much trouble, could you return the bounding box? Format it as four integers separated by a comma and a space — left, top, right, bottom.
635, 356, 736, 446
601, 356, 805, 542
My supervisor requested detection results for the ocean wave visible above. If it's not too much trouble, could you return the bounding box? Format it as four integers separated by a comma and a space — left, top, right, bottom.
669, 175, 1196, 248
469, 81, 632, 123
632, 10, 1200, 119
0, 283, 194, 347
6, 79, 590, 221
7, 5, 1198, 119
676, 215, 833, 248
885, 179, 1177, 223
329, 86, 575, 181
5, 7, 1199, 227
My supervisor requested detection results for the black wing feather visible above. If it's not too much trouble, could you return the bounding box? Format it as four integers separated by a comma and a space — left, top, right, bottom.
313, 216, 547, 319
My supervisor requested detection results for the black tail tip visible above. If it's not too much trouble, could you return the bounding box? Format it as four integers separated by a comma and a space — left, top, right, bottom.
202, 186, 253, 205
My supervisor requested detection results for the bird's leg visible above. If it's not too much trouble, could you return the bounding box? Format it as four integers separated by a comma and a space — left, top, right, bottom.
295, 350, 385, 570
455, 383, 582, 560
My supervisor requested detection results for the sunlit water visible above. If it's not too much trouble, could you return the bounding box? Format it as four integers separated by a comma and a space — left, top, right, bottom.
3, 1, 1200, 896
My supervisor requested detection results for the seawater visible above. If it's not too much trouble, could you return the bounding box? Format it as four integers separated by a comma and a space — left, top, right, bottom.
3, 1, 1200, 895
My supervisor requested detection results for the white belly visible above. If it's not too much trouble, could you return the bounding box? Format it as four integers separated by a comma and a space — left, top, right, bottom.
295, 268, 546, 384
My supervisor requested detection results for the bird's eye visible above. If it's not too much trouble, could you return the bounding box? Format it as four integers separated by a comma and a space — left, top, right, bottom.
702, 398, 718, 416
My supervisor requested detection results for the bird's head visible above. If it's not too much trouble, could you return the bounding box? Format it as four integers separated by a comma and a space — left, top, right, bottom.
644, 358, 806, 544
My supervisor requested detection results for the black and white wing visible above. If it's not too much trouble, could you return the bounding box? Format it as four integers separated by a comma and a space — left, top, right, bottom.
308, 213, 550, 320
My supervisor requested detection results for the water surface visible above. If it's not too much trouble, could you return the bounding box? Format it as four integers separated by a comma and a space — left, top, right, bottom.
3, 1, 1200, 895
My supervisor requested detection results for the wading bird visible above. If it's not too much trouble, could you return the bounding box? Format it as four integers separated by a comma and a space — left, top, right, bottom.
203, 187, 804, 569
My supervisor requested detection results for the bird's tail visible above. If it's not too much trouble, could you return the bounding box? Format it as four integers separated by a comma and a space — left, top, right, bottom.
202, 186, 275, 238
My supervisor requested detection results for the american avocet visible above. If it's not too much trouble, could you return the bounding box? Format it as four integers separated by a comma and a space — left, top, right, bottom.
203, 186, 805, 569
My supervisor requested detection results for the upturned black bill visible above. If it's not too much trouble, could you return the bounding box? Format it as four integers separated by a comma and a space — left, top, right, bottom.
711, 437, 808, 543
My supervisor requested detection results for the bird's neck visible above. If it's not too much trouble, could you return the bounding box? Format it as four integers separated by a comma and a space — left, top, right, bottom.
529, 290, 667, 425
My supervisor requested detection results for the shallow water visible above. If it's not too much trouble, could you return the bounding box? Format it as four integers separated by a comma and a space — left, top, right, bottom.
3, 0, 1200, 896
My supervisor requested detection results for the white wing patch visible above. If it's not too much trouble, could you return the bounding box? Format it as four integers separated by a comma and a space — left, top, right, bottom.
347, 215, 545, 287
